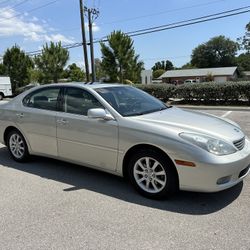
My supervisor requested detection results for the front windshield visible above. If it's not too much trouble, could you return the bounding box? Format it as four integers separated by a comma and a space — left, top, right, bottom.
95, 86, 168, 117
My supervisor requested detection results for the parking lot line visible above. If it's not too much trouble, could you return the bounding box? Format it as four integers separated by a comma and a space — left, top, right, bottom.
221, 111, 232, 118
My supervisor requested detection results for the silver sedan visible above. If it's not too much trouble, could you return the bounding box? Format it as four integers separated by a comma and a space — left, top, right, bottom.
0, 83, 250, 199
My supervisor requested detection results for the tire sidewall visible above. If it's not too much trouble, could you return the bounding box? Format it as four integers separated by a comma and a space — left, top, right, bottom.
7, 130, 29, 162
128, 150, 178, 199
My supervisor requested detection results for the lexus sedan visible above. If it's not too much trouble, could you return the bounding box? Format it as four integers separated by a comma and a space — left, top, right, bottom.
0, 83, 250, 199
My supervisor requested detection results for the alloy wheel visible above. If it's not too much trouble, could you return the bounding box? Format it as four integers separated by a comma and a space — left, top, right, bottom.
133, 157, 167, 194
9, 133, 25, 159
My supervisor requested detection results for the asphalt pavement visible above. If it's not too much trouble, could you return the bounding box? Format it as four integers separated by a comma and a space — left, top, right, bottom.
0, 109, 249, 250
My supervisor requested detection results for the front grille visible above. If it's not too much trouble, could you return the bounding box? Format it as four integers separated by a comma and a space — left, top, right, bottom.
233, 137, 245, 151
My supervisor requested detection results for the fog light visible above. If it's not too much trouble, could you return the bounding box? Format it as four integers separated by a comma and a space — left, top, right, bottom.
217, 176, 231, 185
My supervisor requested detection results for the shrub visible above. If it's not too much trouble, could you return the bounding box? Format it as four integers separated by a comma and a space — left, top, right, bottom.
134, 81, 250, 105
134, 84, 175, 102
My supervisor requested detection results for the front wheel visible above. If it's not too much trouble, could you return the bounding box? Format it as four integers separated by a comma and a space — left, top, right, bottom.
7, 129, 29, 162
0, 93, 4, 100
128, 150, 178, 199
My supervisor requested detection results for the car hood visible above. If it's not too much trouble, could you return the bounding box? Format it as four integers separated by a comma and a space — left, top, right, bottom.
133, 107, 244, 142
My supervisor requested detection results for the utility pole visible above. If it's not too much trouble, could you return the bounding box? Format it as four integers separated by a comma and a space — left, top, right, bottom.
79, 0, 90, 82
87, 7, 99, 82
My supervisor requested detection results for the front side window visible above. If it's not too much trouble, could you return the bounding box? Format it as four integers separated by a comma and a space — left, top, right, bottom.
95, 86, 168, 117
23, 87, 60, 111
64, 87, 103, 116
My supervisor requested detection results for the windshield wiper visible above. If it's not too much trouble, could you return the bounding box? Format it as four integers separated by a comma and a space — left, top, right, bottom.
124, 106, 172, 117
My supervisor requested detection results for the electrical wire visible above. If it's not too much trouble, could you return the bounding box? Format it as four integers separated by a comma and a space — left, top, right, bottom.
0, 0, 60, 23
99, 0, 228, 26
127, 9, 250, 38
24, 6, 250, 56
0, 0, 30, 15
50, 0, 227, 33
125, 5, 250, 35
93, 6, 250, 43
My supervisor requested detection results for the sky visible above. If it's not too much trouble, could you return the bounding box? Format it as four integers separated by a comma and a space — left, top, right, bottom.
0, 0, 249, 70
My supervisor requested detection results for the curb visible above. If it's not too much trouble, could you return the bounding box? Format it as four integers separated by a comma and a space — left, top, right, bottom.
174, 105, 250, 111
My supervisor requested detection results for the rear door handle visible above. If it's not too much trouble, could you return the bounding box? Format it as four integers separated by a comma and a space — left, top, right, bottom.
16, 113, 24, 118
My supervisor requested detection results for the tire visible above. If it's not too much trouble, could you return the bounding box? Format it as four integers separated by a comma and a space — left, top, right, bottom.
0, 93, 4, 101
7, 129, 29, 162
128, 150, 178, 199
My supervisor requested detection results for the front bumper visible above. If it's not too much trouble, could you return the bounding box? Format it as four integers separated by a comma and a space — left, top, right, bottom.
176, 138, 250, 192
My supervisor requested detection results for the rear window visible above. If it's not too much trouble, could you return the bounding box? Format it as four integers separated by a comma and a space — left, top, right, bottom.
23, 87, 60, 111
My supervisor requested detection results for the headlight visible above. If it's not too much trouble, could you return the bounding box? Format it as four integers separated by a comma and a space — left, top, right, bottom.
179, 133, 236, 156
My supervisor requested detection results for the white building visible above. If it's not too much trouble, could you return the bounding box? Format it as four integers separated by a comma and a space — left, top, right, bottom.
141, 70, 153, 84
159, 66, 239, 84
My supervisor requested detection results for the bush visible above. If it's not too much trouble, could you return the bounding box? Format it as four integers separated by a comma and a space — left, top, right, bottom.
134, 84, 175, 102
135, 81, 250, 105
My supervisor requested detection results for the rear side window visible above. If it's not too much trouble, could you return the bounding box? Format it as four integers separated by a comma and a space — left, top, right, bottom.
23, 87, 60, 111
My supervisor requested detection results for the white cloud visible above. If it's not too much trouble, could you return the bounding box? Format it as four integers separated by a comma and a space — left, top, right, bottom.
31, 16, 39, 22
0, 8, 74, 44
85, 22, 100, 32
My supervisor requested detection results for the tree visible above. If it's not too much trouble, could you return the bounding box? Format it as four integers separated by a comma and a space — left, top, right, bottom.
237, 21, 250, 53
191, 36, 238, 68
94, 58, 105, 81
236, 53, 250, 72
0, 63, 6, 75
152, 60, 174, 71
153, 69, 165, 79
28, 68, 44, 83
35, 42, 69, 83
181, 62, 196, 69
63, 63, 85, 82
3, 45, 33, 91
100, 30, 144, 83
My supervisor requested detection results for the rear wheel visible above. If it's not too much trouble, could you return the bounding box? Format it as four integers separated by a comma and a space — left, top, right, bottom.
7, 129, 29, 162
0, 93, 4, 100
128, 150, 178, 199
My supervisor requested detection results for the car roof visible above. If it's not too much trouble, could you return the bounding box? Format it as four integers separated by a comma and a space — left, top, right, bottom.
42, 82, 124, 89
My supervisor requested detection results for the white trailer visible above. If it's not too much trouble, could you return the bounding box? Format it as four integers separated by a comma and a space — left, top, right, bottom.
0, 77, 12, 100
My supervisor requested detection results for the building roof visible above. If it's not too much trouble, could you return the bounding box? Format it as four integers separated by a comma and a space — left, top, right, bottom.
159, 66, 238, 79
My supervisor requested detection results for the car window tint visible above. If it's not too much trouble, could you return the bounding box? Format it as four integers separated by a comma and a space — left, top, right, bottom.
23, 87, 60, 111
64, 87, 103, 116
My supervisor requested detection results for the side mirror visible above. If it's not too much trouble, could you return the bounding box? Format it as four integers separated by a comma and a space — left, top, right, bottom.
87, 108, 115, 121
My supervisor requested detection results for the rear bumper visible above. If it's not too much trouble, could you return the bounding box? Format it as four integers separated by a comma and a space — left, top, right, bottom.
176, 138, 250, 192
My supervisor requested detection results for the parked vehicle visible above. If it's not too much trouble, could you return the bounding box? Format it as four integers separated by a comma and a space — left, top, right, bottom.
0, 77, 12, 100
0, 83, 249, 199
184, 79, 197, 84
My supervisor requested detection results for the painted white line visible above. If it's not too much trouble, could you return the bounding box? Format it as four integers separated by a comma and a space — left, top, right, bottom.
221, 111, 232, 118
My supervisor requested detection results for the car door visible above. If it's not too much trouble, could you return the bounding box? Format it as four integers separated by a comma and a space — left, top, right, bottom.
20, 86, 61, 156
56, 86, 119, 171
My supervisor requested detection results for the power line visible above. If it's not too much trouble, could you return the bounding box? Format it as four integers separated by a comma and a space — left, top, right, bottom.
27, 42, 83, 56
127, 9, 250, 38
99, 0, 228, 26
142, 56, 190, 61
24, 6, 250, 56
51, 0, 227, 33
125, 5, 250, 35
0, 0, 60, 23
9, 0, 30, 9
0, 0, 30, 15
93, 6, 250, 43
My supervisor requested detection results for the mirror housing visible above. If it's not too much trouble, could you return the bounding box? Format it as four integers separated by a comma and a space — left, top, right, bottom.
88, 108, 114, 121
